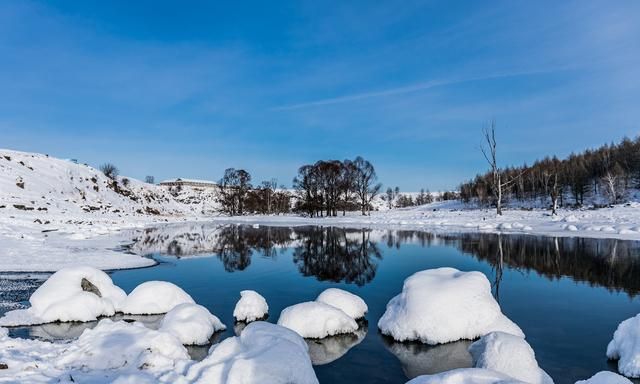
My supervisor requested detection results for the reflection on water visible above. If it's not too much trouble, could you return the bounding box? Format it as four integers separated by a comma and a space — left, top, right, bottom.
292, 227, 382, 286
381, 337, 473, 379
131, 224, 640, 295
306, 321, 368, 365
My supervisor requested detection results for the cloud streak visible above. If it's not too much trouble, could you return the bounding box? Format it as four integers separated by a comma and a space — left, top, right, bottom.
270, 66, 572, 111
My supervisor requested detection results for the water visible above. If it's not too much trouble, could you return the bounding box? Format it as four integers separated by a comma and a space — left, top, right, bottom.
4, 223, 640, 383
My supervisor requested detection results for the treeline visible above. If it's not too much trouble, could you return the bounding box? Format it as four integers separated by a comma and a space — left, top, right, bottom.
459, 136, 640, 209
217, 169, 292, 215
381, 187, 457, 208
217, 156, 383, 217
293, 156, 381, 217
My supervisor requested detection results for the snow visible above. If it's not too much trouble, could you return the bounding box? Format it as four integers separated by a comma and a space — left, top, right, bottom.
122, 281, 195, 315
183, 321, 319, 384
0, 266, 126, 325
606, 313, 640, 378
405, 368, 524, 384
575, 372, 633, 384
0, 318, 190, 383
316, 288, 368, 320
277, 301, 359, 339
3, 148, 640, 273
159, 303, 226, 345
233, 290, 269, 322
378, 268, 523, 344
468, 332, 552, 384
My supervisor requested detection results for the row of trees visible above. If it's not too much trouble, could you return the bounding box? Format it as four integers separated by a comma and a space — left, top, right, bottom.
293, 156, 382, 217
217, 169, 292, 215
459, 122, 640, 214
383, 187, 435, 208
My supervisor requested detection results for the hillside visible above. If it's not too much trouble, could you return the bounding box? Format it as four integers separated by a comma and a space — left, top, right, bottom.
0, 149, 217, 217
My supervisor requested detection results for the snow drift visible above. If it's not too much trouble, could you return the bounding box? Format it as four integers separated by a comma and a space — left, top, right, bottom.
607, 313, 640, 378
277, 301, 359, 339
233, 290, 268, 322
378, 268, 523, 344
0, 266, 126, 325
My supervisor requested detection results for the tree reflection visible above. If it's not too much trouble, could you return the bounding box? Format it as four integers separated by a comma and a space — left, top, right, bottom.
292, 226, 383, 286
449, 233, 640, 297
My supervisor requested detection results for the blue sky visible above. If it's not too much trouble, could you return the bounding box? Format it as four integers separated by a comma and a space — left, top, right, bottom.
1, 0, 639, 190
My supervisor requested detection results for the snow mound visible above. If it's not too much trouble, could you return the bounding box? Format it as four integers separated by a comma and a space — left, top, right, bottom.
184, 321, 319, 384
233, 290, 269, 322
277, 301, 359, 339
0, 266, 126, 325
121, 281, 194, 315
468, 332, 552, 384
576, 372, 633, 384
378, 268, 523, 344
406, 368, 524, 384
607, 313, 640, 378
316, 288, 368, 319
159, 303, 226, 345
56, 318, 189, 371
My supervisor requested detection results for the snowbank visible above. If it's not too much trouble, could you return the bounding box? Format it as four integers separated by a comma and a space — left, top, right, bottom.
576, 372, 633, 384
159, 303, 226, 345
406, 368, 524, 384
606, 313, 640, 378
183, 321, 319, 384
316, 288, 368, 320
233, 290, 269, 322
0, 266, 126, 325
277, 301, 359, 339
121, 281, 195, 315
378, 268, 523, 344
468, 332, 552, 384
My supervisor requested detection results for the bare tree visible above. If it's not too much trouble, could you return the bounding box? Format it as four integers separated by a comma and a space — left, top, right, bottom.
145, 175, 155, 184
99, 163, 119, 180
353, 156, 382, 215
480, 121, 522, 215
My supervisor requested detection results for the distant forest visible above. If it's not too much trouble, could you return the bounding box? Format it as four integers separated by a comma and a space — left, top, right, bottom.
459, 135, 640, 209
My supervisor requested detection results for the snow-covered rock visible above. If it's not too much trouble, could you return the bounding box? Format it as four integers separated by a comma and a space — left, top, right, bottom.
277, 301, 359, 339
575, 372, 633, 384
233, 290, 269, 322
316, 288, 368, 320
378, 268, 523, 344
0, 266, 126, 325
607, 313, 640, 378
468, 332, 552, 384
406, 368, 524, 384
121, 281, 194, 315
56, 319, 189, 371
183, 321, 319, 384
159, 303, 226, 345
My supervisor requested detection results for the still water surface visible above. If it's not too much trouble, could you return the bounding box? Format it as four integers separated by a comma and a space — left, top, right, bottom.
6, 224, 640, 384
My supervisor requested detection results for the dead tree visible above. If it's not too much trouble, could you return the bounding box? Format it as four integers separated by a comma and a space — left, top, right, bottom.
481, 121, 524, 215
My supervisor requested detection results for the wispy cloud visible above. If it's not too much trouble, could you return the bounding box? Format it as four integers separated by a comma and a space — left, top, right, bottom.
270, 67, 572, 111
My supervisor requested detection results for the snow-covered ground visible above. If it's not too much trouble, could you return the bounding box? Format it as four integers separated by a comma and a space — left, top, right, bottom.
2, 147, 640, 274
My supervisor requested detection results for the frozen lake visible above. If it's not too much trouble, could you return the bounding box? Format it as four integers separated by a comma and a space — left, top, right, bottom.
3, 223, 640, 383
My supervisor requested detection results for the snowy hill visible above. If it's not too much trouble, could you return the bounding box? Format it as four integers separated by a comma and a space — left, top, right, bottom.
0, 149, 215, 217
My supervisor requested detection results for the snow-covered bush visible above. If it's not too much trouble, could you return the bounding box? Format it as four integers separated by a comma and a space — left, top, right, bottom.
183, 321, 319, 384
121, 281, 194, 315
277, 301, 358, 339
468, 332, 552, 384
378, 268, 523, 344
159, 303, 225, 345
0, 266, 126, 325
233, 290, 269, 322
316, 288, 367, 320
607, 313, 640, 378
